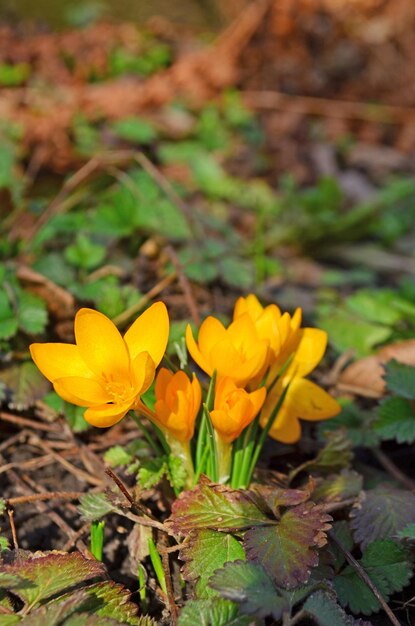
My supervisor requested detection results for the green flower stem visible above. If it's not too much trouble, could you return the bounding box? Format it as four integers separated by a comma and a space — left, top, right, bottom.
165, 436, 195, 489
131, 412, 169, 456
90, 520, 105, 561
148, 537, 167, 594
215, 434, 233, 483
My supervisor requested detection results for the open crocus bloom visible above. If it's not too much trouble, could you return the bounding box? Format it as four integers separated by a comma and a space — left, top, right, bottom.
234, 294, 302, 376
154, 368, 201, 442
210, 377, 266, 443
30, 303, 169, 428
260, 328, 340, 443
186, 314, 269, 386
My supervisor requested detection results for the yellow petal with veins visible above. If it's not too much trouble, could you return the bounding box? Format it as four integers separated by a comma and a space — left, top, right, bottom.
75, 308, 130, 380
84, 399, 134, 428
29, 343, 93, 381
284, 377, 341, 421
124, 302, 169, 365
53, 376, 110, 407
131, 351, 156, 394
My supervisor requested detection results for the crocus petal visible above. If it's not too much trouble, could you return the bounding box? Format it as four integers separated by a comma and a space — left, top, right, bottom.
234, 294, 263, 320
186, 324, 213, 376
268, 406, 302, 444
248, 386, 267, 416
84, 399, 134, 428
227, 314, 258, 351
289, 328, 327, 378
75, 308, 130, 380
29, 343, 93, 382
198, 316, 227, 356
53, 376, 110, 406
284, 378, 341, 421
124, 302, 169, 366
155, 367, 173, 400
131, 351, 156, 394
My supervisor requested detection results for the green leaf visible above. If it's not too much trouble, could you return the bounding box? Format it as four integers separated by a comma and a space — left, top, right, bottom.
167, 483, 269, 536
375, 397, 415, 443
0, 552, 105, 607
43, 392, 90, 432
318, 404, 380, 448
317, 309, 391, 357
103, 446, 133, 467
383, 360, 415, 399
244, 503, 332, 589
0, 290, 18, 339
334, 540, 412, 615
64, 581, 140, 624
79, 493, 117, 521
65, 235, 106, 270
346, 290, 403, 326
297, 430, 354, 477
396, 523, 415, 541
0, 536, 10, 551
111, 117, 157, 144
180, 529, 245, 598
312, 469, 363, 504
350, 485, 415, 549
219, 258, 254, 290
178, 599, 254, 626
17, 291, 48, 335
209, 560, 288, 619
0, 362, 51, 410
303, 590, 372, 626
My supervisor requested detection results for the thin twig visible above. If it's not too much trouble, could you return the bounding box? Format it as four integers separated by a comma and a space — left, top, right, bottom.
105, 467, 135, 506
7, 508, 18, 550
6, 491, 82, 506
321, 498, 358, 514
31, 437, 103, 486
329, 531, 401, 626
372, 448, 415, 491
112, 272, 176, 327
124, 512, 167, 533
0, 411, 60, 433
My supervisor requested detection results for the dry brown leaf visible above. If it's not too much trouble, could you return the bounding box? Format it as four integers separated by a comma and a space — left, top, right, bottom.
337, 339, 415, 398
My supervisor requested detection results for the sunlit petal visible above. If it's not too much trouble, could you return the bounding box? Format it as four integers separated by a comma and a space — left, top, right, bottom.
155, 367, 173, 400
131, 351, 156, 394
29, 343, 93, 382
289, 328, 327, 378
268, 406, 302, 443
53, 376, 110, 407
198, 316, 226, 355
75, 308, 130, 380
285, 378, 341, 421
186, 324, 213, 375
84, 399, 134, 428
124, 302, 169, 365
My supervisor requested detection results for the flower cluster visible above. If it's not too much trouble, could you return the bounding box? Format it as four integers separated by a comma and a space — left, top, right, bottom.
30, 295, 340, 488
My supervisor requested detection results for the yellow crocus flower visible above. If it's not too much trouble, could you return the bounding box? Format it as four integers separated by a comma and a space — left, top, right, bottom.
30, 303, 169, 428
260, 328, 340, 443
210, 377, 266, 443
154, 368, 202, 442
185, 314, 269, 386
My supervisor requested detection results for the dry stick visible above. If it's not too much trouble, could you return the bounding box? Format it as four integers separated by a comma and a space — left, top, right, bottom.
243, 90, 415, 125
0, 430, 29, 453
321, 498, 358, 514
7, 508, 18, 550
0, 411, 60, 433
161, 544, 179, 626
372, 448, 415, 491
31, 437, 103, 487
329, 531, 402, 626
112, 272, 177, 328
165, 245, 200, 326
123, 512, 166, 533
61, 522, 91, 552
6, 491, 82, 506
105, 467, 155, 520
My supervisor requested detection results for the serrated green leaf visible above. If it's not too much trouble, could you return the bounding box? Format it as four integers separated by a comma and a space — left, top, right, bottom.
0, 552, 105, 606
65, 235, 106, 270
303, 590, 370, 626
244, 503, 332, 589
318, 405, 380, 448
0, 536, 10, 551
384, 360, 415, 399
350, 485, 415, 549
65, 581, 139, 624
375, 397, 415, 443
317, 309, 391, 357
180, 530, 245, 598
219, 258, 254, 290
334, 540, 412, 615
79, 493, 116, 521
0, 362, 51, 410
178, 599, 254, 626
312, 469, 363, 503
167, 483, 269, 536
17, 291, 48, 335
296, 430, 353, 478
396, 523, 415, 540
209, 560, 288, 619
103, 446, 133, 467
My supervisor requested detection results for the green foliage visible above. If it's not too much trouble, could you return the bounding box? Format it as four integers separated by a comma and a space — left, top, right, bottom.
318, 404, 380, 448
383, 359, 415, 399
375, 397, 415, 443
350, 485, 415, 549
312, 469, 363, 504
111, 118, 158, 145
303, 590, 372, 626
209, 560, 288, 619
65, 234, 107, 270
180, 530, 245, 598
79, 493, 117, 521
334, 540, 412, 615
0, 62, 30, 86
0, 363, 51, 411
43, 392, 90, 432
178, 599, 254, 626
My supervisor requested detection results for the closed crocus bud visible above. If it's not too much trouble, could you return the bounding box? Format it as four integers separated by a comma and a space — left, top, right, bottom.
186, 313, 269, 387
154, 368, 201, 442
210, 377, 266, 443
